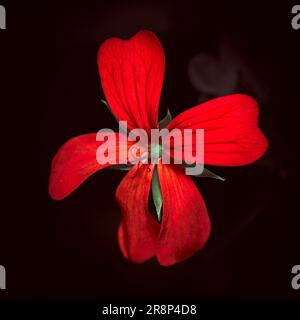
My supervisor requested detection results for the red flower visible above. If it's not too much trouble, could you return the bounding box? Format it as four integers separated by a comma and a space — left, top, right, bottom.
49, 30, 268, 266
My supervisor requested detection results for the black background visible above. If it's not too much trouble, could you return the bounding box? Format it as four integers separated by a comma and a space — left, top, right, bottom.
0, 0, 300, 299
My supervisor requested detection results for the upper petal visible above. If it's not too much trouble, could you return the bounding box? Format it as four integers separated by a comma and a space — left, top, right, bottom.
116, 163, 160, 263
167, 94, 268, 166
49, 133, 131, 200
98, 30, 165, 132
156, 163, 211, 266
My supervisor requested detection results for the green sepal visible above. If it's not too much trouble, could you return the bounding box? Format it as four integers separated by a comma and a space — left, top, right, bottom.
100, 99, 127, 135
194, 168, 225, 181
159, 109, 172, 129
105, 164, 134, 171
151, 166, 163, 222
101, 99, 116, 119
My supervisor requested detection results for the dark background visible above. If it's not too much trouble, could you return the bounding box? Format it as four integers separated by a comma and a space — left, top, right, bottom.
0, 0, 300, 299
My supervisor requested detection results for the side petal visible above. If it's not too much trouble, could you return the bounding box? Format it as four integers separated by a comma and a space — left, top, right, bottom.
98, 30, 165, 132
49, 133, 131, 200
116, 163, 160, 263
157, 163, 211, 266
167, 94, 268, 166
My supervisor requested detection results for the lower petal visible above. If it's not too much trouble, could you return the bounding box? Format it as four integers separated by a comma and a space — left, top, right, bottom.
157, 163, 211, 266
116, 163, 160, 263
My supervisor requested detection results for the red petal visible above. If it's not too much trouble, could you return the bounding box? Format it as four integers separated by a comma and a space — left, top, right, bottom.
49, 133, 131, 200
167, 94, 268, 166
116, 163, 160, 263
156, 163, 211, 266
98, 30, 165, 132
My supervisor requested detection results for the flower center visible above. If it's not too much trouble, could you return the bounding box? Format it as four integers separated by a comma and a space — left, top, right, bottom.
148, 143, 163, 162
